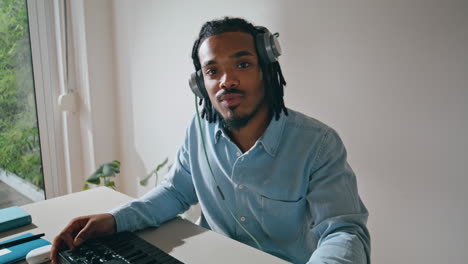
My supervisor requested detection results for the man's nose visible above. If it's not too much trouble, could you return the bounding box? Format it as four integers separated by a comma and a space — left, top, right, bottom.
219, 70, 239, 89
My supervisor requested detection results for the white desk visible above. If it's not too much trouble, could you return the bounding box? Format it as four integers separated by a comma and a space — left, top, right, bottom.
0, 187, 289, 264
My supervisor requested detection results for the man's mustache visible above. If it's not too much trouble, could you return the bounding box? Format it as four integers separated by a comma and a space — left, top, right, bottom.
215, 89, 245, 101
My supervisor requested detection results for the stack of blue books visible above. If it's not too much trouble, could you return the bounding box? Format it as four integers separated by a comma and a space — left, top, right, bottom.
0, 206, 50, 263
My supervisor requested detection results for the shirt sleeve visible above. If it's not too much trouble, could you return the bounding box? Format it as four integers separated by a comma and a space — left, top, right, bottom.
109, 133, 198, 232
306, 128, 371, 264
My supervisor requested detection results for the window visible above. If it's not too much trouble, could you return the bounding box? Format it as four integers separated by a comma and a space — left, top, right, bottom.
0, 0, 45, 208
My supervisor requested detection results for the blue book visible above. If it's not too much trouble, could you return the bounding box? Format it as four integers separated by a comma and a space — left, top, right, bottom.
0, 233, 51, 264
0, 206, 32, 233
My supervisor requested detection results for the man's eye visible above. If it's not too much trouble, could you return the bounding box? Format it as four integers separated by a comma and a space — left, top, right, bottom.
206, 69, 217, 75
238, 62, 251, 69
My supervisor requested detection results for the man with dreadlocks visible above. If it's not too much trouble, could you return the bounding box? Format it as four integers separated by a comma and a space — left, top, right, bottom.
51, 17, 370, 264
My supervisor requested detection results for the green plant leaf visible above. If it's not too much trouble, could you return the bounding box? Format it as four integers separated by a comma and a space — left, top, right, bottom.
139, 175, 151, 186
86, 176, 101, 185
83, 161, 120, 188
101, 164, 115, 177
155, 157, 169, 172
108, 160, 119, 168
83, 183, 90, 190
139, 158, 170, 187
86, 165, 103, 184
105, 181, 116, 189
110, 160, 120, 173
102, 161, 121, 177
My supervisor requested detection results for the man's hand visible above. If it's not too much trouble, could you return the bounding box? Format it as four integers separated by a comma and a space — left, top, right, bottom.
50, 213, 116, 264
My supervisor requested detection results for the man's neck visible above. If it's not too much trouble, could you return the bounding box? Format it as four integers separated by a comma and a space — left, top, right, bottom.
226, 104, 271, 153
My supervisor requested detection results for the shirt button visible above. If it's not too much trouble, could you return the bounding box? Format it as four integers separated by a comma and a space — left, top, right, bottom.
240, 216, 246, 222
236, 152, 241, 157
238, 184, 244, 189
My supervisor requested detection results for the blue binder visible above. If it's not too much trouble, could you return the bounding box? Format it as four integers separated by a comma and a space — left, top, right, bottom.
0, 233, 51, 264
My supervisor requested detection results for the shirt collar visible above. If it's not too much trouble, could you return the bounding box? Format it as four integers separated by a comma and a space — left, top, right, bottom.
213, 111, 288, 157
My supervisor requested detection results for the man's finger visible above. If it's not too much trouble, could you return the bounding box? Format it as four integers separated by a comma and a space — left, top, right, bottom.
50, 236, 63, 264
73, 221, 94, 247
60, 231, 75, 250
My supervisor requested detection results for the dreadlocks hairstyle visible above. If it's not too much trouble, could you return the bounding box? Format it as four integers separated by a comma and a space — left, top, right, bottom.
191, 17, 288, 123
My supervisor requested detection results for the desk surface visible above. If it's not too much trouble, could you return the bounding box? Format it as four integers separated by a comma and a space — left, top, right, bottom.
1, 187, 289, 264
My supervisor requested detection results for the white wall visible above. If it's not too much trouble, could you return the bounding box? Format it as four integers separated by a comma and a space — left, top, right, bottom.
84, 0, 468, 263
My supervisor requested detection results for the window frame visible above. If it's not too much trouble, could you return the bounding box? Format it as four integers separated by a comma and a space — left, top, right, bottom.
27, 0, 68, 198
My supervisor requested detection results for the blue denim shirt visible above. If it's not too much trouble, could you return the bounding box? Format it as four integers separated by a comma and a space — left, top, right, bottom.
111, 109, 370, 264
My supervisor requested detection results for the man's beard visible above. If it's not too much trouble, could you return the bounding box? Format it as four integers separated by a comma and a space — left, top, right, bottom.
219, 101, 265, 131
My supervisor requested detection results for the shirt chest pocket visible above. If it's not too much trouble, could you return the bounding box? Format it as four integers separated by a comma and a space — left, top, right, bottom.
261, 195, 308, 243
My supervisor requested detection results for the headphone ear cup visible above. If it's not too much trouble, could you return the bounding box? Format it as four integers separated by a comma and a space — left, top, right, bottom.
255, 26, 282, 64
189, 70, 208, 99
